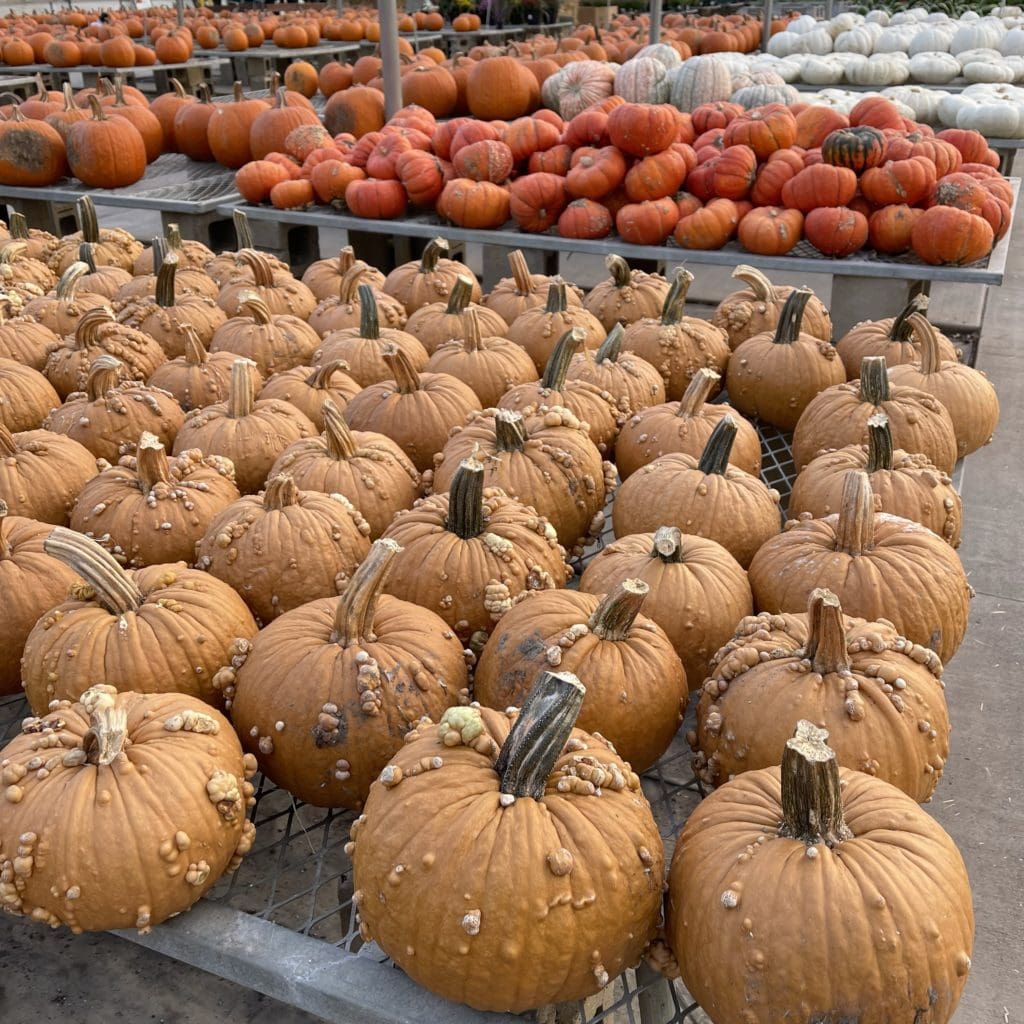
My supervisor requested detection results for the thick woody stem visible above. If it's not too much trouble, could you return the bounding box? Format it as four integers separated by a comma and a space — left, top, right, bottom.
888, 293, 928, 343
81, 687, 129, 767
337, 246, 356, 274
834, 470, 875, 556
0, 241, 26, 265
544, 279, 568, 315
772, 289, 811, 345
651, 525, 684, 563
322, 400, 358, 459
494, 409, 527, 452
172, 79, 188, 100
595, 323, 624, 365
182, 325, 208, 365
460, 307, 483, 352
358, 283, 380, 339
78, 242, 97, 274
697, 415, 737, 476
732, 264, 776, 302
76, 195, 101, 242
233, 209, 254, 250
865, 412, 894, 473
446, 458, 485, 539
263, 474, 300, 510
8, 212, 29, 240
508, 249, 533, 296
0, 423, 16, 458
333, 538, 400, 647
44, 526, 144, 615
907, 312, 945, 375
166, 223, 183, 253
86, 355, 123, 401
779, 720, 852, 847
804, 589, 851, 676
239, 291, 273, 326
136, 432, 172, 491
0, 500, 9, 559
238, 249, 275, 289
74, 305, 115, 349
661, 267, 694, 326
340, 261, 372, 304
56, 261, 88, 301
445, 274, 475, 315
541, 327, 584, 391
151, 235, 167, 276
858, 355, 891, 405
676, 368, 720, 417
420, 237, 449, 273
606, 254, 632, 289
155, 253, 178, 308
383, 345, 420, 394
588, 579, 649, 641
306, 360, 351, 390
494, 670, 586, 800
228, 359, 259, 418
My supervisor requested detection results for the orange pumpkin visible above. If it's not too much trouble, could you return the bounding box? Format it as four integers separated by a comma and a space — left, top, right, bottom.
674, 198, 739, 250
737, 206, 803, 256
911, 206, 994, 266
804, 206, 869, 257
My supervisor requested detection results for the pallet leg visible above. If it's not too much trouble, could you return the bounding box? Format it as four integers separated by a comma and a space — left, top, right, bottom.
3, 197, 76, 236
160, 210, 236, 252
829, 275, 918, 339
242, 220, 320, 272
346, 230, 421, 274
481, 244, 558, 291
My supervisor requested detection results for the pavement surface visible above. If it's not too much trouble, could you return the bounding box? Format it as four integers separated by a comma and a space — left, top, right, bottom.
1, 178, 1022, 1024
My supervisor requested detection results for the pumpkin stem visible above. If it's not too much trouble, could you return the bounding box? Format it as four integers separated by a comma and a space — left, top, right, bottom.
588, 578, 649, 641
81, 686, 129, 767
322, 399, 358, 459
779, 720, 852, 847
697, 415, 737, 476
305, 359, 350, 390
263, 474, 300, 510
182, 324, 209, 365
136, 432, 172, 491
541, 327, 584, 391
0, 241, 26, 265
676, 367, 720, 417
357, 283, 380, 339
238, 291, 273, 326
606, 254, 632, 289
112, 76, 130, 108
56, 261, 88, 301
77, 242, 97, 274
85, 354, 123, 401
594, 323, 624, 365
155, 252, 178, 309
888, 293, 929, 342
858, 355, 891, 406
446, 457, 485, 539
651, 525, 685, 562
495, 409, 527, 452
86, 94, 107, 124
8, 212, 29, 241
233, 209, 254, 251
494, 670, 586, 800
74, 306, 114, 350
865, 412, 894, 473
238, 249, 275, 289
834, 470, 875, 556
445, 274, 475, 315
173, 78, 189, 100
166, 223, 183, 253
339, 260, 372, 303
44, 526, 144, 616
151, 235, 168, 276
384, 344, 420, 394
76, 196, 101, 246
0, 500, 10, 559
804, 589, 851, 676
333, 537, 401, 647
907, 312, 945, 375
772, 289, 811, 345
661, 267, 694, 326
544, 279, 568, 315
732, 264, 776, 302
227, 358, 259, 419
461, 307, 483, 352
337, 246, 356, 274
507, 249, 533, 296
60, 82, 76, 112
0, 423, 16, 458
420, 236, 449, 273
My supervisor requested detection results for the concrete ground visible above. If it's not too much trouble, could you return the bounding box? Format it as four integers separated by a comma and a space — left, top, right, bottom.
2, 191, 1023, 1023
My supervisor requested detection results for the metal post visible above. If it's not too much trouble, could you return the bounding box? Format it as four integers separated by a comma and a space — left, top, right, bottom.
650, 0, 662, 45
379, 0, 403, 120
176, 0, 184, 28
762, 0, 773, 53
825, 0, 834, 17
337, 0, 343, 16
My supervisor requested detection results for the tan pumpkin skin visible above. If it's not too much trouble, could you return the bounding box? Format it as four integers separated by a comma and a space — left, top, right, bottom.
693, 603, 950, 801
0, 511, 82, 694
210, 301, 321, 377
0, 358, 61, 433
474, 587, 686, 771
482, 249, 583, 325
0, 686, 258, 932
565, 345, 665, 422
22, 562, 258, 712
117, 290, 227, 359
70, 445, 240, 568
301, 248, 385, 302
498, 377, 619, 452
256, 363, 360, 430
790, 442, 962, 546
381, 486, 571, 641
613, 451, 781, 568
836, 310, 958, 380
0, 426, 97, 524
229, 560, 468, 810
668, 764, 974, 1024
426, 334, 538, 410
406, 298, 509, 356
382, 239, 480, 314
583, 258, 670, 331
579, 530, 752, 691
350, 705, 665, 1012
505, 298, 607, 376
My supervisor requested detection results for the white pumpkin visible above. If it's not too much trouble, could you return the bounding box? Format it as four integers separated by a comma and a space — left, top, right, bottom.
956, 47, 1005, 65
634, 44, 683, 69
751, 56, 803, 83
908, 24, 956, 55
668, 56, 733, 111
767, 31, 806, 59
865, 10, 890, 26
956, 99, 1022, 137
963, 60, 1017, 84
875, 26, 920, 53
938, 92, 975, 127
803, 27, 836, 55
788, 15, 820, 35
834, 25, 879, 55
800, 56, 846, 86
730, 83, 800, 108
541, 60, 616, 120
614, 57, 669, 104
1005, 56, 1024, 81
1001, 27, 1024, 54
828, 13, 862, 38
950, 19, 1006, 55
883, 85, 946, 123
848, 54, 910, 86
909, 51, 962, 84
